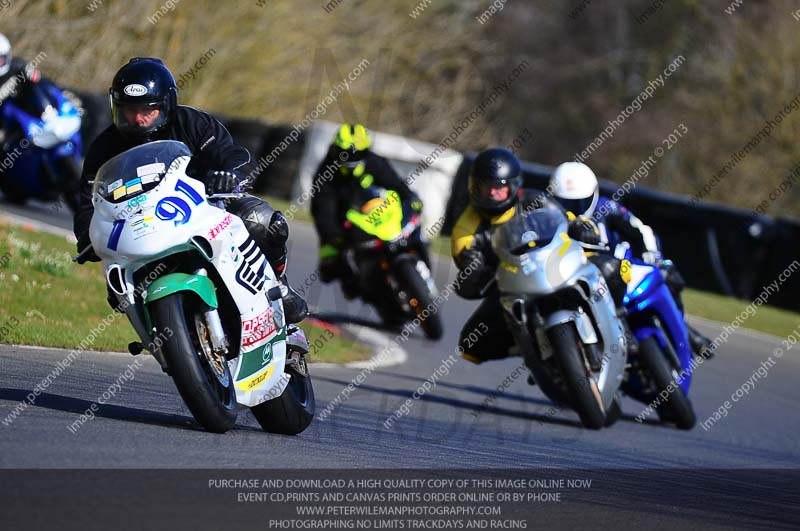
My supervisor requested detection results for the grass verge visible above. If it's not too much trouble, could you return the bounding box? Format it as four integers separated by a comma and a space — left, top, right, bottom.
683, 289, 799, 340
0, 222, 370, 364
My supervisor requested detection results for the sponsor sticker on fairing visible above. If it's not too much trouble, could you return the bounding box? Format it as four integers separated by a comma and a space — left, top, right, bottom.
136, 162, 165, 188
242, 307, 277, 349
130, 214, 156, 239
125, 178, 143, 195
136, 162, 165, 180
107, 178, 123, 193
208, 214, 233, 240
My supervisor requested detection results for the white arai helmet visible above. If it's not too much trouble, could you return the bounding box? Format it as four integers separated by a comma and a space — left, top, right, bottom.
0, 33, 10, 77
549, 162, 600, 217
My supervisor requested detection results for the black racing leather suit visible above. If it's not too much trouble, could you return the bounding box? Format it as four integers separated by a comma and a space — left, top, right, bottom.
73, 105, 306, 321
310, 149, 420, 250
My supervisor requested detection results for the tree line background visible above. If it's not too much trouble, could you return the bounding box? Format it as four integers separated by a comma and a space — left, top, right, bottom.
6, 0, 798, 217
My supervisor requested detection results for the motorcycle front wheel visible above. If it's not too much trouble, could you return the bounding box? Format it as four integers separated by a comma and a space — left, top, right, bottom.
548, 323, 607, 429
638, 336, 696, 430
150, 293, 238, 433
396, 259, 443, 340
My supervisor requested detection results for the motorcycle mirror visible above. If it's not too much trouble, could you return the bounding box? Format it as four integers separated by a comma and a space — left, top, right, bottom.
207, 193, 245, 200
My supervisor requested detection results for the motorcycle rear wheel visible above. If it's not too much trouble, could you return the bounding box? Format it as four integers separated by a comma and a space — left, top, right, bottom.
250, 357, 315, 435
54, 157, 82, 213
0, 181, 27, 205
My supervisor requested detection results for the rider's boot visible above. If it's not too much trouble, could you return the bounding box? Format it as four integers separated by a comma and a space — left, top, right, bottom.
662, 262, 715, 359
227, 197, 308, 323
267, 253, 308, 324
265, 239, 308, 324
278, 273, 308, 324
688, 325, 714, 359
339, 259, 360, 300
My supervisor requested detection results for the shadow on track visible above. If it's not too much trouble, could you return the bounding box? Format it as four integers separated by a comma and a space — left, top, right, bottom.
368, 366, 681, 429
312, 375, 588, 428
0, 387, 259, 433
369, 368, 551, 405
310, 311, 411, 335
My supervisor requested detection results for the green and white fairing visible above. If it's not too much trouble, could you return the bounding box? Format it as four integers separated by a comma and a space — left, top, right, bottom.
88, 140, 290, 407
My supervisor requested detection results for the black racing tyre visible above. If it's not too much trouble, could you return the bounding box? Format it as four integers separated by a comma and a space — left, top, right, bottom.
548, 323, 606, 429
250, 363, 315, 435
396, 258, 443, 340
55, 156, 82, 213
605, 395, 622, 427
1, 182, 27, 205
150, 293, 238, 433
638, 336, 696, 430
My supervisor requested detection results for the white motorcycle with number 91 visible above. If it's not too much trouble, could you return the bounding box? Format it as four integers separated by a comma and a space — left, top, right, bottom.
79, 140, 315, 434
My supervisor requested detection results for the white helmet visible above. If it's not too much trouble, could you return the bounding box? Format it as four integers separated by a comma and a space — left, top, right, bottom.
549, 162, 599, 217
0, 33, 10, 77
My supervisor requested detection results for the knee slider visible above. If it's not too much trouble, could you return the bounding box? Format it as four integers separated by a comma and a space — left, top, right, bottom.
228, 196, 287, 267
267, 211, 289, 246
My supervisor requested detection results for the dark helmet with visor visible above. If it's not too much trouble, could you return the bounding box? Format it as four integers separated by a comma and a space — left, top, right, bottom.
109, 57, 177, 142
468, 148, 523, 217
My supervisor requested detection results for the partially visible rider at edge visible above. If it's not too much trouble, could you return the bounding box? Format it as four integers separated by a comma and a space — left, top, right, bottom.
450, 148, 621, 365
0, 33, 43, 167
72, 57, 307, 324
310, 123, 427, 298
548, 161, 714, 359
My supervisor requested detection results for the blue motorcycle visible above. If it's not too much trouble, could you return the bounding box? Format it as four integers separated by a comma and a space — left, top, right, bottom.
0, 78, 83, 211
620, 249, 697, 429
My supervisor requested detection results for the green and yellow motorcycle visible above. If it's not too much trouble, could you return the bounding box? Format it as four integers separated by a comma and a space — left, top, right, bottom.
340, 185, 443, 340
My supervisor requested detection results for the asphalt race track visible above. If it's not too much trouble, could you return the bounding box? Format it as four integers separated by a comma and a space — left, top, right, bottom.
1, 199, 798, 472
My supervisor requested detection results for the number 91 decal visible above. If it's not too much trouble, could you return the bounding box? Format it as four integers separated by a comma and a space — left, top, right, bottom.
155, 179, 204, 226
108, 178, 205, 249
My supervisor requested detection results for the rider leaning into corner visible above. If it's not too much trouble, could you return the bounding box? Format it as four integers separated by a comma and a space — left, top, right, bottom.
72, 57, 307, 324
0, 33, 42, 162
0, 32, 42, 109
310, 123, 427, 298
450, 148, 625, 365
548, 161, 713, 359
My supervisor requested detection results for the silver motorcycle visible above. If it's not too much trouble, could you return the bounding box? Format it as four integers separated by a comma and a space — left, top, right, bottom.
493, 208, 627, 429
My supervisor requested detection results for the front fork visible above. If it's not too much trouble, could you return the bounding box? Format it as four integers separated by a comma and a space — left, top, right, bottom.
203, 307, 228, 353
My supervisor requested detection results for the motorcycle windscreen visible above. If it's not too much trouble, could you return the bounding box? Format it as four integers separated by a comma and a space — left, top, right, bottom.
501, 209, 565, 255
345, 188, 404, 241
93, 140, 191, 203
13, 82, 54, 118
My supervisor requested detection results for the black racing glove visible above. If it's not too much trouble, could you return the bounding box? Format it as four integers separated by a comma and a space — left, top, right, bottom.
568, 216, 601, 246
319, 257, 341, 283
207, 170, 247, 194
75, 235, 100, 264
454, 247, 495, 299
